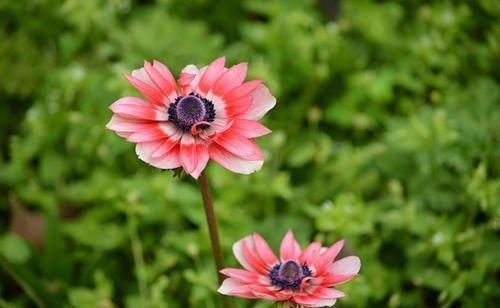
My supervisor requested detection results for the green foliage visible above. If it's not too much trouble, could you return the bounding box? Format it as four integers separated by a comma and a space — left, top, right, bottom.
1, 0, 499, 307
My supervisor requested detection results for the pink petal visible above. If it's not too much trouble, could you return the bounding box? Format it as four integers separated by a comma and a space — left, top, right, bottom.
220, 268, 269, 285
125, 74, 165, 106
153, 60, 179, 102
252, 233, 278, 268
309, 298, 337, 307
242, 238, 272, 274
110, 97, 168, 121
279, 230, 301, 261
242, 84, 276, 120
179, 134, 209, 178
249, 285, 288, 301
151, 131, 183, 158
190, 142, 209, 179
135, 140, 165, 161
293, 294, 317, 305
232, 235, 254, 271
106, 115, 157, 133
209, 143, 264, 174
211, 63, 248, 97
230, 119, 271, 138
224, 95, 253, 118
223, 80, 262, 102
198, 56, 226, 95
144, 61, 178, 103
315, 240, 345, 274
178, 64, 198, 87
127, 127, 168, 143
326, 256, 361, 285
307, 287, 345, 299
138, 144, 181, 169
217, 278, 250, 296
213, 130, 263, 160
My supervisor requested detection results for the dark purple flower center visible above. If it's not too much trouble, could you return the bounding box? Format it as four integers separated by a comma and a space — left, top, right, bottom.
269, 260, 312, 289
168, 93, 215, 132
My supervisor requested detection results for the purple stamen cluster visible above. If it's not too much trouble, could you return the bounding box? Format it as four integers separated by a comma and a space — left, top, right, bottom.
168, 92, 215, 131
269, 260, 312, 289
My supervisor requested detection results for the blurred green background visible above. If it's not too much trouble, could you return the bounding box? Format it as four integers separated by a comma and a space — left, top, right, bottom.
1, 0, 499, 307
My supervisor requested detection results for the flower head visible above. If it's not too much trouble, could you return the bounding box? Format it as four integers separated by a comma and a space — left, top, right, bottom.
218, 230, 360, 307
106, 57, 276, 178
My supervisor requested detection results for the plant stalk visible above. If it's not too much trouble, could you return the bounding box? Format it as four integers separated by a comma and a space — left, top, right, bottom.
197, 171, 231, 308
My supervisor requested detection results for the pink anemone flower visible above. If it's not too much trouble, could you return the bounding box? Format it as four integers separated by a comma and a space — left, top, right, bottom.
106, 57, 276, 178
218, 230, 361, 307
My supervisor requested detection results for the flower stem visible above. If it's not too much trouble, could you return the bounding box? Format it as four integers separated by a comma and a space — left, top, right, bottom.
197, 171, 232, 308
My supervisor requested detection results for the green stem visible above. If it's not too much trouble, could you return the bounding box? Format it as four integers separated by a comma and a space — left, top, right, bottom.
127, 215, 149, 307
0, 257, 46, 308
197, 171, 232, 308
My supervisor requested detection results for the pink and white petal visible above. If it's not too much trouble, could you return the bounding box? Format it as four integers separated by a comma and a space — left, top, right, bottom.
211, 63, 248, 97
242, 238, 271, 274
307, 286, 345, 299
125, 75, 165, 106
106, 115, 157, 133
206, 95, 227, 119
309, 298, 337, 307
131, 67, 154, 85
151, 131, 183, 158
198, 56, 226, 95
224, 95, 253, 118
189, 140, 209, 179
242, 84, 276, 120
223, 80, 262, 102
152, 60, 179, 102
213, 130, 264, 160
231, 119, 271, 138
327, 256, 361, 285
220, 268, 269, 285
315, 240, 345, 273
217, 278, 251, 297
144, 61, 178, 104
232, 235, 255, 271
300, 242, 322, 265
110, 97, 168, 121
139, 144, 181, 169
178, 64, 198, 91
135, 140, 165, 162
252, 233, 278, 268
179, 134, 198, 174
293, 295, 317, 306
279, 230, 302, 261
209, 143, 264, 175
249, 285, 288, 301
127, 126, 169, 143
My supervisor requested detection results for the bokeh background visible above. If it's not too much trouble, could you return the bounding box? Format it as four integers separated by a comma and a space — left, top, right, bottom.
1, 0, 499, 307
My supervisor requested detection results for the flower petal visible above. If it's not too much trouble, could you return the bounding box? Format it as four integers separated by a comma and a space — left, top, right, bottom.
125, 74, 166, 106
307, 286, 345, 299
198, 56, 226, 95
252, 233, 278, 268
218, 278, 252, 297
231, 119, 271, 138
179, 134, 209, 178
144, 61, 178, 103
242, 84, 276, 120
211, 63, 248, 97
139, 144, 181, 169
213, 130, 263, 160
110, 97, 167, 121
279, 230, 301, 261
220, 268, 269, 285
327, 256, 361, 285
209, 143, 263, 174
